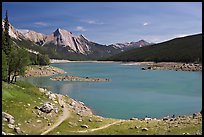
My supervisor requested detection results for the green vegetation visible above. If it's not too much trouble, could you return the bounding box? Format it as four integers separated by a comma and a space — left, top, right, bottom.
2, 50, 8, 81
2, 10, 50, 83
103, 34, 202, 63
9, 47, 31, 83
2, 81, 63, 135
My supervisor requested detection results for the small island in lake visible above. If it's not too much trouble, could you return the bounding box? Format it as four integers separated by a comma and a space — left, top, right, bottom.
50, 75, 110, 82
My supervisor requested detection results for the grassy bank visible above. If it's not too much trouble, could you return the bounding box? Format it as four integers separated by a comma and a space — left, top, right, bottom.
2, 81, 202, 135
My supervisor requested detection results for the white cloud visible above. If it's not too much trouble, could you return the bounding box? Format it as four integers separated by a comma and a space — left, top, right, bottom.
34, 22, 48, 27
76, 26, 86, 32
143, 22, 149, 26
83, 20, 104, 25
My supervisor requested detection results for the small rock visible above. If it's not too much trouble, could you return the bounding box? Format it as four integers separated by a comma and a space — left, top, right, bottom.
48, 94, 56, 100
89, 119, 92, 122
96, 119, 103, 122
55, 109, 58, 113
183, 132, 189, 135
37, 120, 42, 123
17, 123, 21, 126
163, 117, 169, 121
8, 124, 15, 129
2, 118, 7, 122
144, 117, 152, 121
27, 103, 30, 106
48, 123, 51, 126
14, 127, 21, 134
142, 128, 148, 131
2, 131, 6, 135
130, 117, 138, 120
78, 119, 83, 122
7, 133, 15, 135
81, 124, 89, 128
71, 102, 76, 106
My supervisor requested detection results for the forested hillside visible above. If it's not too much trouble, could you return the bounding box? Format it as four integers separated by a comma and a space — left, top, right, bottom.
103, 34, 202, 63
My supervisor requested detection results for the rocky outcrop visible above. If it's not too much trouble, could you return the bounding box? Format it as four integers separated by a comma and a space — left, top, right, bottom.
69, 98, 93, 116
141, 63, 202, 71
50, 75, 110, 82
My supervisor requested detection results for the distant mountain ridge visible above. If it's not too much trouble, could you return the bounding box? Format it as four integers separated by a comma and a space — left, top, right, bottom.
109, 40, 152, 51
103, 33, 202, 63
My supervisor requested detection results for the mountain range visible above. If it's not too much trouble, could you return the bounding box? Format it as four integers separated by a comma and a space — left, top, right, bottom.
2, 20, 151, 60
103, 33, 202, 63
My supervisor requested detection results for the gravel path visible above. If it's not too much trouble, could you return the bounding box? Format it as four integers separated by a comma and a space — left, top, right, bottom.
70, 120, 125, 133
41, 94, 70, 135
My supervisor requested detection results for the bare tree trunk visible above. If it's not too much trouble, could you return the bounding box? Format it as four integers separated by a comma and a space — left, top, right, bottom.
14, 76, 17, 82
11, 71, 17, 83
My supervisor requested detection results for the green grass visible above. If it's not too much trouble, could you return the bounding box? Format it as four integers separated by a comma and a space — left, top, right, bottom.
2, 81, 62, 135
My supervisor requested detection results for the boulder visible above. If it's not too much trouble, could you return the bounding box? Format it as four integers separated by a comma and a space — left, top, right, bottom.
48, 94, 56, 100
2, 112, 15, 124
39, 102, 54, 113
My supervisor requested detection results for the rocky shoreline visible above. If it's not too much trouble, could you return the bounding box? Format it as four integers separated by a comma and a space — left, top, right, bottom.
39, 87, 202, 123
141, 62, 202, 71
25, 65, 65, 77
50, 75, 110, 82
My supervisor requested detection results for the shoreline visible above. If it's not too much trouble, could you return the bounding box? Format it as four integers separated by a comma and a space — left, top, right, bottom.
45, 87, 202, 121
25, 60, 202, 122
25, 65, 66, 77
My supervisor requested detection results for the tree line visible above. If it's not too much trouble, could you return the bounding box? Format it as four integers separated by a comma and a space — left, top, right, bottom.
2, 10, 50, 83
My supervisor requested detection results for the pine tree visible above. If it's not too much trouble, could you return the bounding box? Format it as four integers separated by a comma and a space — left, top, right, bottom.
2, 50, 8, 81
2, 10, 11, 56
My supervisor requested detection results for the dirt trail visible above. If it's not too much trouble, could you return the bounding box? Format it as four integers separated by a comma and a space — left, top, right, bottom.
70, 120, 125, 133
41, 94, 70, 135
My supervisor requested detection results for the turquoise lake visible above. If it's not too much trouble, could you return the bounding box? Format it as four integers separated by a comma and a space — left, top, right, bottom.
20, 62, 202, 120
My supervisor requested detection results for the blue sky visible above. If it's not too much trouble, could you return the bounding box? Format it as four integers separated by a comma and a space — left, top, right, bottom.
2, 2, 202, 45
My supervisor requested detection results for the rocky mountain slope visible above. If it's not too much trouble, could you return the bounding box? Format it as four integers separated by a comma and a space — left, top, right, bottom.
2, 20, 150, 60
110, 40, 151, 51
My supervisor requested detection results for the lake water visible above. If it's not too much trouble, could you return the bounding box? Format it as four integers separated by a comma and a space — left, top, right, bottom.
20, 62, 202, 120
